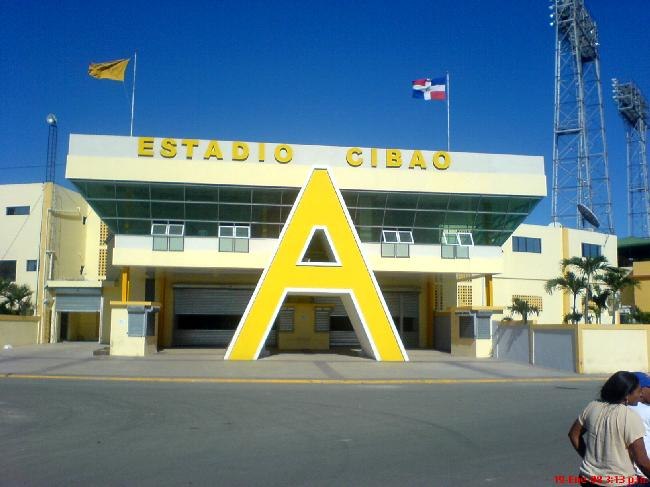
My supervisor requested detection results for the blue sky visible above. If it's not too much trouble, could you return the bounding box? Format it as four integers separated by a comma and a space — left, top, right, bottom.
1, 0, 649, 237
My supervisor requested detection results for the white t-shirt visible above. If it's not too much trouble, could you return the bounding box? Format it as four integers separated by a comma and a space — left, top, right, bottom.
578, 400, 645, 485
628, 402, 650, 476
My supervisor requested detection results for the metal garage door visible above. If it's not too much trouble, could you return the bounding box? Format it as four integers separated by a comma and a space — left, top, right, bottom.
173, 286, 276, 347
315, 291, 419, 348
55, 288, 102, 312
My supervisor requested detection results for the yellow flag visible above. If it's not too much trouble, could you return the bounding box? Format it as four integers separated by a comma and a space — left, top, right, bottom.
88, 58, 130, 81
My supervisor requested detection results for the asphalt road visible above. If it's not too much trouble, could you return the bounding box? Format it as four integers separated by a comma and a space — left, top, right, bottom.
0, 378, 599, 486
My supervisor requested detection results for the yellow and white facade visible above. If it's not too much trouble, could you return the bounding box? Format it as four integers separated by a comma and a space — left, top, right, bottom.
64, 134, 616, 359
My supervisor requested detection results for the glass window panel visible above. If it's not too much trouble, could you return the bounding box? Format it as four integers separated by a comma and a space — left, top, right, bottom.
252, 188, 282, 204
186, 185, 219, 202
151, 202, 184, 220
382, 230, 399, 243
219, 204, 251, 222
168, 237, 184, 251
117, 200, 150, 219
509, 197, 537, 213
413, 211, 446, 228
444, 212, 475, 227
251, 224, 281, 239
281, 189, 299, 205
356, 226, 381, 242
235, 226, 250, 238
151, 224, 167, 235
447, 196, 480, 212
219, 226, 234, 237
186, 203, 218, 221
441, 245, 455, 259
341, 191, 358, 208
252, 205, 282, 223
395, 243, 409, 257
386, 193, 419, 209
119, 219, 151, 235
418, 194, 449, 210
89, 199, 117, 218
444, 233, 460, 245
220, 187, 251, 204
102, 219, 119, 234
151, 184, 184, 201
153, 236, 168, 251
219, 238, 234, 252
413, 228, 437, 244
116, 183, 149, 200
357, 192, 387, 208
168, 224, 184, 236
185, 221, 217, 237
355, 208, 385, 227
398, 231, 414, 244
381, 243, 395, 258
383, 210, 415, 227
86, 181, 116, 199
234, 239, 249, 253
478, 197, 510, 213
280, 207, 293, 223
458, 233, 474, 246
456, 246, 470, 259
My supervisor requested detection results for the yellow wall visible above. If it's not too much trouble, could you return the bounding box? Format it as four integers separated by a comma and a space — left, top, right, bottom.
0, 315, 39, 347
632, 261, 650, 313
278, 303, 329, 351
580, 326, 649, 374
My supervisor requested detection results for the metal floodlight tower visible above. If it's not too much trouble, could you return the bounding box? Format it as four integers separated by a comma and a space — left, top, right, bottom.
45, 113, 58, 183
612, 79, 649, 237
550, 0, 614, 233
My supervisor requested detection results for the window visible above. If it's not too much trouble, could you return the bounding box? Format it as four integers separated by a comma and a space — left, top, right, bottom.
26, 260, 37, 272
0, 260, 17, 282
151, 222, 184, 251
6, 206, 30, 216
582, 243, 601, 258
381, 229, 413, 258
513, 236, 542, 253
219, 225, 250, 253
441, 231, 473, 259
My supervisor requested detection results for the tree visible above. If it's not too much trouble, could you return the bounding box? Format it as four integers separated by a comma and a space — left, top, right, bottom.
588, 285, 610, 325
0, 279, 34, 316
545, 271, 587, 324
507, 297, 540, 324
561, 256, 609, 323
601, 266, 639, 324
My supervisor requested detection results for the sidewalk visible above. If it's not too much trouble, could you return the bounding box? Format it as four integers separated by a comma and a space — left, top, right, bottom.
0, 342, 594, 383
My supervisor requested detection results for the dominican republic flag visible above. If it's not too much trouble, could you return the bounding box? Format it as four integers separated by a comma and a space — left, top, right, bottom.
412, 77, 446, 101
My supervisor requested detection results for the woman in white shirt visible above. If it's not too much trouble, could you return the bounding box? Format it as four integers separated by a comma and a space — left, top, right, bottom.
568, 371, 650, 486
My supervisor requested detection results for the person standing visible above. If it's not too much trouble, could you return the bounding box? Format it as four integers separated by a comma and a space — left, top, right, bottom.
568, 371, 650, 486
629, 371, 650, 481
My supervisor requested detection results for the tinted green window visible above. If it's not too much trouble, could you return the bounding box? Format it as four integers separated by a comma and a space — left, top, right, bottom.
478, 197, 510, 213
340, 191, 358, 208
151, 184, 184, 201
118, 219, 150, 235
89, 199, 118, 218
252, 205, 282, 223
447, 196, 480, 212
509, 197, 536, 213
251, 223, 281, 238
418, 194, 449, 210
355, 208, 385, 227
281, 189, 299, 205
86, 181, 116, 199
117, 200, 150, 219
356, 226, 381, 242
220, 187, 251, 203
186, 186, 219, 202
252, 189, 282, 204
116, 183, 149, 200
185, 221, 218, 237
386, 193, 419, 209
383, 210, 415, 227
444, 212, 476, 227
357, 192, 387, 208
413, 211, 446, 228
151, 202, 184, 219
220, 204, 251, 221
412, 228, 438, 244
186, 203, 218, 221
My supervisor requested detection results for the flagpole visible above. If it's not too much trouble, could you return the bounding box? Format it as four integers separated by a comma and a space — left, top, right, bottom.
446, 71, 450, 152
130, 51, 137, 137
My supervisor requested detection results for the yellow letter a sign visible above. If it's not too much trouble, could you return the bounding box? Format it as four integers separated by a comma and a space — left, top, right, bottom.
225, 168, 408, 361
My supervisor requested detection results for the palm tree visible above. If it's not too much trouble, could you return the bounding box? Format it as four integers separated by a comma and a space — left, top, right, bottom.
601, 266, 639, 324
0, 281, 34, 315
589, 285, 610, 324
545, 271, 587, 324
561, 255, 609, 323
507, 297, 540, 324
